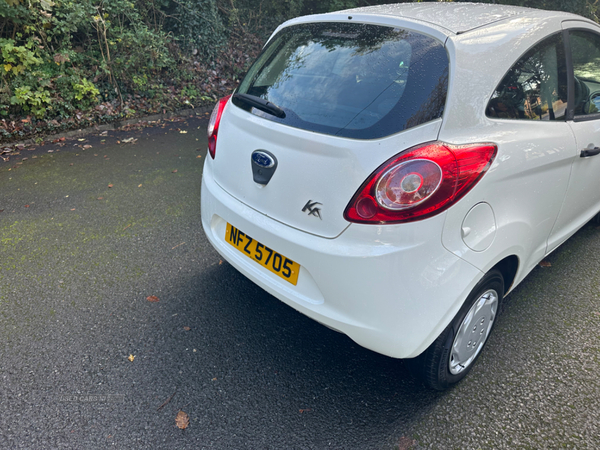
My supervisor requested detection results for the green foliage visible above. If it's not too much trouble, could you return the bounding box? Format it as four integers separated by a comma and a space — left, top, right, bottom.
165, 0, 226, 59
0, 0, 182, 120
10, 85, 52, 118
0, 38, 43, 76
181, 84, 201, 100
0, 0, 598, 130
73, 77, 99, 104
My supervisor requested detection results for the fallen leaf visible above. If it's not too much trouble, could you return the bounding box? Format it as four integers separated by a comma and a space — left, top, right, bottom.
539, 260, 552, 268
71, 208, 76, 211
175, 411, 189, 430
299, 409, 312, 413
128, 354, 135, 362
122, 137, 137, 144
196, 155, 202, 158
47, 150, 54, 153
78, 138, 86, 142
179, 130, 188, 134
83, 145, 92, 149
212, 378, 217, 381
108, 184, 113, 188
397, 436, 416, 450
97, 197, 103, 200
183, 326, 191, 331
172, 169, 178, 173
146, 295, 160, 302
138, 184, 142, 187
69, 163, 73, 166
24, 204, 29, 208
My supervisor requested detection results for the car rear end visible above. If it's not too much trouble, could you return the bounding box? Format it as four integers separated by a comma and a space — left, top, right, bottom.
201, 13, 490, 358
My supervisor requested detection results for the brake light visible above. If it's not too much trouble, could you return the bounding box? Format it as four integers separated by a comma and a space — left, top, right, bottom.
344, 142, 497, 224
207, 95, 231, 159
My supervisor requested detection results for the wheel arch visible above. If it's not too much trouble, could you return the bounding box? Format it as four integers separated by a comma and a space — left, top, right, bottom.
490, 255, 519, 295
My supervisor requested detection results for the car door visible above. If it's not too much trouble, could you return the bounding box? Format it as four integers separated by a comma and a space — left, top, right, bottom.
547, 21, 600, 253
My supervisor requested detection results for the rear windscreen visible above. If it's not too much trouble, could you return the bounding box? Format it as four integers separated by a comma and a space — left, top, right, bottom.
234, 22, 449, 140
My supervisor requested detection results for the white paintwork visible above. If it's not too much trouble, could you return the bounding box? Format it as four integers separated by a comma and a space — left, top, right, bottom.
548, 119, 600, 253
547, 20, 600, 253
438, 15, 576, 287
201, 4, 600, 360
342, 2, 536, 34
202, 162, 482, 358
213, 101, 442, 238
461, 203, 496, 252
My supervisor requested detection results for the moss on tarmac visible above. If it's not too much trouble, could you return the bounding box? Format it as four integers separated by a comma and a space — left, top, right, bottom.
0, 118, 206, 345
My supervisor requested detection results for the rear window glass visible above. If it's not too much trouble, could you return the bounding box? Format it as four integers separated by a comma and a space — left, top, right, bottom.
234, 22, 449, 140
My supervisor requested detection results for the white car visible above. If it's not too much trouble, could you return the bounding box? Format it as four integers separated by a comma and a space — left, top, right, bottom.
201, 3, 600, 389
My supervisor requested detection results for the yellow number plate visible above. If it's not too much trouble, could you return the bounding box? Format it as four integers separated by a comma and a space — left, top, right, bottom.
225, 223, 300, 286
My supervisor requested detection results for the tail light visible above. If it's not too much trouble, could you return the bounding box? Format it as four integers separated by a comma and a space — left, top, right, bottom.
344, 141, 497, 224
207, 94, 231, 159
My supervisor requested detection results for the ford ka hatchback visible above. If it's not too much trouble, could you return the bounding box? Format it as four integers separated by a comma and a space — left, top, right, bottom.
201, 3, 600, 389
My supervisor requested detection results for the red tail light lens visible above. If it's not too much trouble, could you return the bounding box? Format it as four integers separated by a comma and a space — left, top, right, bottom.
207, 94, 231, 159
344, 142, 497, 224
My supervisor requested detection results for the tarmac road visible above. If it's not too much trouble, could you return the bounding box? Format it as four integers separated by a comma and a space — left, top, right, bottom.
1, 115, 600, 449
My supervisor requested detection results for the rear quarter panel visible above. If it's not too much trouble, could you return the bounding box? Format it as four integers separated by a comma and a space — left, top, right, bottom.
440, 16, 577, 289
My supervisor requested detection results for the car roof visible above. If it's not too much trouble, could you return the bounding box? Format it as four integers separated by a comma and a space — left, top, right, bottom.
339, 2, 564, 34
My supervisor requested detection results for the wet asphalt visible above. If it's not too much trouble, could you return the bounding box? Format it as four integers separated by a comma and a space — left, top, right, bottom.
1, 115, 600, 449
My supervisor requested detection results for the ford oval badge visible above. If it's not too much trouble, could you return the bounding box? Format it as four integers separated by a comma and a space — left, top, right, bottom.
251, 150, 278, 185
252, 150, 275, 169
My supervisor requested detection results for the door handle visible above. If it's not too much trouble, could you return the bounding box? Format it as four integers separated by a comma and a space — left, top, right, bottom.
580, 147, 600, 157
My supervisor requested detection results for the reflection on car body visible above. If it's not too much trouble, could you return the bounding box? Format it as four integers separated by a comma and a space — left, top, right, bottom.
201, 3, 600, 389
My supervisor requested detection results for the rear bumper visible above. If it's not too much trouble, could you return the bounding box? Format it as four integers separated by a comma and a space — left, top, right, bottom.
201, 161, 483, 358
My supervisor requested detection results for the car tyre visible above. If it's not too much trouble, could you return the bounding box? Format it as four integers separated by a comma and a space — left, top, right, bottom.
411, 269, 504, 390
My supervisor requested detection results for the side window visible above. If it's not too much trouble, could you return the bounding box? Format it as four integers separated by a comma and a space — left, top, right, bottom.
487, 33, 567, 121
569, 30, 600, 116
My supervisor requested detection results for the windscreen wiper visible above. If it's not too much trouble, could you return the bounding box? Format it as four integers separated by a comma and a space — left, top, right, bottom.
233, 93, 286, 118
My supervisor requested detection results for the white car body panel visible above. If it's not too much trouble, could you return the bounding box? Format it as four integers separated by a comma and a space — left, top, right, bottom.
201, 5, 600, 360
341, 2, 535, 34
549, 118, 600, 253
439, 17, 579, 289
440, 120, 576, 287
202, 161, 483, 358
212, 104, 442, 238
547, 19, 600, 253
